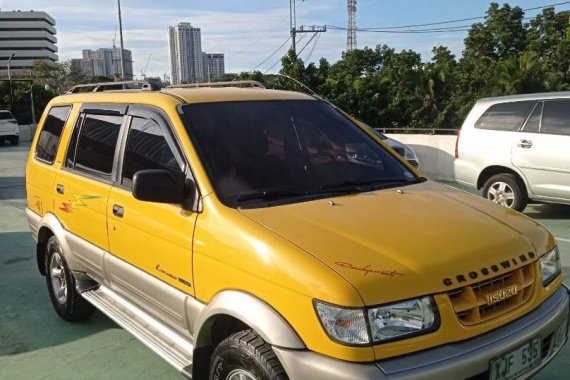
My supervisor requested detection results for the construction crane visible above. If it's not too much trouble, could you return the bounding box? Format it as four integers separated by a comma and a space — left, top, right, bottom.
347, 0, 357, 51
141, 53, 152, 79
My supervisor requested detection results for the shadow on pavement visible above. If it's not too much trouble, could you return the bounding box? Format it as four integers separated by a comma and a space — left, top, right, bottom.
525, 203, 570, 220
0, 231, 118, 357
0, 176, 25, 200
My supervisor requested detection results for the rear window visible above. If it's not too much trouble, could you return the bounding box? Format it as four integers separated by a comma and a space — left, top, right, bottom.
35, 106, 71, 164
541, 100, 570, 136
475, 101, 535, 131
0, 111, 14, 120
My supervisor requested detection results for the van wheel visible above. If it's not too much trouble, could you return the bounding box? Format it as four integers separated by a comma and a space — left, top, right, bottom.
482, 173, 527, 212
10, 136, 19, 146
45, 236, 95, 321
210, 330, 288, 380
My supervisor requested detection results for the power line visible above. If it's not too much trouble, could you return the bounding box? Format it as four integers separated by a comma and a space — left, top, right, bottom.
305, 32, 321, 62
251, 37, 291, 71
298, 33, 318, 56
333, 1, 570, 31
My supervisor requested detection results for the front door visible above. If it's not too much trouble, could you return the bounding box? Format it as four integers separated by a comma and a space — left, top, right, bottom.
106, 107, 198, 332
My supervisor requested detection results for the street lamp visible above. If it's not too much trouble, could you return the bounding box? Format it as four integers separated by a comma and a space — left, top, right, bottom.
7, 53, 15, 110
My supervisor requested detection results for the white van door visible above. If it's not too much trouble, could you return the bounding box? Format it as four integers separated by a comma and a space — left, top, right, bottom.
512, 100, 570, 201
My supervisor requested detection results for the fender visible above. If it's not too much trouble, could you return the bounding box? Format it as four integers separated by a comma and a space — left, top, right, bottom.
193, 290, 305, 349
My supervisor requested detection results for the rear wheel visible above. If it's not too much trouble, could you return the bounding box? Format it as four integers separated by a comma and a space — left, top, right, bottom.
45, 236, 95, 321
210, 330, 288, 380
10, 135, 19, 146
482, 173, 527, 212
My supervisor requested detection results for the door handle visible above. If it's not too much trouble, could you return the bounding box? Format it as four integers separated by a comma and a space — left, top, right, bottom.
517, 139, 533, 149
56, 184, 64, 194
112, 204, 124, 218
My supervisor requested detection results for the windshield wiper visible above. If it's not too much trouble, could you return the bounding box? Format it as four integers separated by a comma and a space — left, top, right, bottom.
236, 188, 307, 202
315, 177, 423, 193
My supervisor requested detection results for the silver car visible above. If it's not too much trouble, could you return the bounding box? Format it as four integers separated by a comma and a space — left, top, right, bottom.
0, 110, 19, 146
454, 92, 570, 211
361, 123, 420, 169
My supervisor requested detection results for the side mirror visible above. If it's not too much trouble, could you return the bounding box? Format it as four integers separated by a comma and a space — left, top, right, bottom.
392, 146, 406, 158
132, 169, 185, 205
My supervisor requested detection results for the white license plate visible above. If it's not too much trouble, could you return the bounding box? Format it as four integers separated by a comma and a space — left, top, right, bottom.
490, 337, 542, 380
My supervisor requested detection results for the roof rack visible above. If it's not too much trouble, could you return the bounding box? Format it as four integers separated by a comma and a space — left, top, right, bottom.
166, 80, 266, 90
67, 80, 160, 94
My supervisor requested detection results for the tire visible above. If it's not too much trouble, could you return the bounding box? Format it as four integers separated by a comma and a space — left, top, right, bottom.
10, 135, 19, 146
482, 173, 528, 212
45, 236, 95, 321
210, 330, 288, 380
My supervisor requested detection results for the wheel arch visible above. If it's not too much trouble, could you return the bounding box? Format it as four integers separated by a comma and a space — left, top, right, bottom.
34, 213, 74, 276
191, 290, 305, 379
477, 165, 530, 194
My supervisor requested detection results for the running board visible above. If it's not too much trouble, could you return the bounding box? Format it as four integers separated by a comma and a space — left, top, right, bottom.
81, 285, 193, 378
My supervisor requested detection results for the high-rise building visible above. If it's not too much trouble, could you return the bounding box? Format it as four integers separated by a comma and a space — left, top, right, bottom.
0, 10, 58, 75
71, 47, 133, 80
203, 53, 225, 82
168, 22, 203, 84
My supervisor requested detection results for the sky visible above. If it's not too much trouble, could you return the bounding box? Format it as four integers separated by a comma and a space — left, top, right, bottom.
2, 0, 570, 79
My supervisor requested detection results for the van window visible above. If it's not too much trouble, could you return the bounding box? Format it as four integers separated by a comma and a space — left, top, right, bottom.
541, 100, 570, 136
121, 116, 183, 188
70, 114, 123, 180
521, 102, 543, 133
35, 106, 71, 164
475, 101, 535, 131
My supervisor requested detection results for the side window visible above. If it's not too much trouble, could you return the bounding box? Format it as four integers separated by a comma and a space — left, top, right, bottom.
121, 116, 183, 188
541, 100, 570, 136
475, 101, 535, 131
66, 113, 123, 180
35, 106, 71, 163
521, 102, 543, 133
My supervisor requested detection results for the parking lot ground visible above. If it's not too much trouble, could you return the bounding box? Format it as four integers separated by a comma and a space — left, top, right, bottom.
1, 143, 569, 379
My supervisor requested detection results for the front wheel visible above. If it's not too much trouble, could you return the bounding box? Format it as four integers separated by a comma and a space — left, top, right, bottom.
482, 173, 528, 212
210, 330, 288, 380
45, 236, 95, 321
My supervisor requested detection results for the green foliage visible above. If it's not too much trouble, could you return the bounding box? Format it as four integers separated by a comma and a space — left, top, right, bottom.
244, 3, 570, 131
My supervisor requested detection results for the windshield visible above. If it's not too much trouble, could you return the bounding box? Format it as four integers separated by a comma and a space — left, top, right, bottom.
181, 100, 419, 208
0, 111, 14, 120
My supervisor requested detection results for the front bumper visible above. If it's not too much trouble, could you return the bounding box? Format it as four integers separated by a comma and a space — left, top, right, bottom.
273, 286, 569, 380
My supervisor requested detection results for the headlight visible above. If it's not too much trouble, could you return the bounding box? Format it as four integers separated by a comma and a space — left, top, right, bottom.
314, 296, 438, 345
540, 247, 561, 286
368, 296, 437, 343
314, 301, 369, 345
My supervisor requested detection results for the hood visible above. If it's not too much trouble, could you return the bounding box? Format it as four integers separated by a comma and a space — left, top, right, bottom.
239, 181, 552, 305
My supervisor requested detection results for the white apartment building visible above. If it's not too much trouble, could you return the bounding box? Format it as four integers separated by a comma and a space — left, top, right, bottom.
203, 53, 225, 82
72, 47, 134, 80
0, 10, 58, 75
168, 22, 203, 84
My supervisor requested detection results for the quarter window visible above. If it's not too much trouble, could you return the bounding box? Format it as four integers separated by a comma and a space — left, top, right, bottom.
35, 106, 71, 163
541, 100, 570, 136
121, 116, 182, 188
68, 114, 123, 180
475, 101, 535, 131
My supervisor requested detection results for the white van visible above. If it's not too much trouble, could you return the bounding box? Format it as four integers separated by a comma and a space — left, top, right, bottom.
454, 92, 570, 211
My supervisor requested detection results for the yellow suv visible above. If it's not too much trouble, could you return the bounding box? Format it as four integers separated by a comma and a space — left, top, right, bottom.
26, 80, 569, 380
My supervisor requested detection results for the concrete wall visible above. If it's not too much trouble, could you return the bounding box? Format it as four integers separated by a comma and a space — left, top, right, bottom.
18, 124, 37, 142
386, 134, 457, 181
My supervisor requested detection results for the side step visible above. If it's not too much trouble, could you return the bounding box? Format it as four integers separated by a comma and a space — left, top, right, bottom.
81, 285, 193, 378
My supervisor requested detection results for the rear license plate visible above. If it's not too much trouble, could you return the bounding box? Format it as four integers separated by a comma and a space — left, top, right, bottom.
490, 337, 542, 380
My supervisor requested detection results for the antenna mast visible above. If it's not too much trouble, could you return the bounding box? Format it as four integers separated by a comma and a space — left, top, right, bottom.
347, 0, 357, 51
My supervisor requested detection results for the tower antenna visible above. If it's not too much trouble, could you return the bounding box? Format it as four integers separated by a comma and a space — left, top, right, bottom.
347, 0, 357, 51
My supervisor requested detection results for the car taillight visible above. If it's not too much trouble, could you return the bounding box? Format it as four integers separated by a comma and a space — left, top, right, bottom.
454, 130, 460, 159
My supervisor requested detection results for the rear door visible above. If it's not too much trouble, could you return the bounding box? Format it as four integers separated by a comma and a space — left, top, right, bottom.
106, 106, 198, 333
512, 99, 570, 200
54, 104, 126, 281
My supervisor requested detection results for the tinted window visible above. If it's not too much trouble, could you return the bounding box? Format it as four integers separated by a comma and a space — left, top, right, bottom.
121, 117, 182, 188
541, 100, 570, 136
182, 100, 418, 208
71, 114, 122, 179
35, 106, 71, 163
0, 111, 14, 120
475, 101, 535, 131
522, 102, 543, 133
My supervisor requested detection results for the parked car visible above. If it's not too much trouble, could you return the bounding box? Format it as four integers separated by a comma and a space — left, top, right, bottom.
455, 92, 570, 211
360, 122, 420, 169
26, 81, 568, 380
0, 109, 19, 145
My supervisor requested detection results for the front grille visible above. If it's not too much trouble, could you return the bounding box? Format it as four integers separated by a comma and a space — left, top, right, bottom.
447, 263, 535, 325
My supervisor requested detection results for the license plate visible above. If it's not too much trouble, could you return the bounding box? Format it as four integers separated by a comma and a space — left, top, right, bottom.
490, 337, 542, 380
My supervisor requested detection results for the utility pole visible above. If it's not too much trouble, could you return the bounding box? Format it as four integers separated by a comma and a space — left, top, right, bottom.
29, 71, 36, 126
289, 0, 297, 55
117, 0, 126, 80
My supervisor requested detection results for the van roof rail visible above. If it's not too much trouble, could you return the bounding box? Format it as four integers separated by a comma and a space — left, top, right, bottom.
166, 80, 266, 90
67, 80, 160, 94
